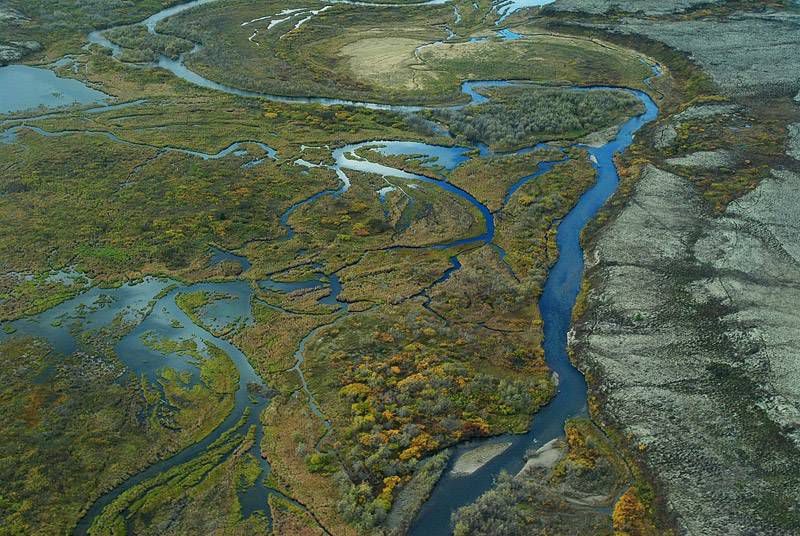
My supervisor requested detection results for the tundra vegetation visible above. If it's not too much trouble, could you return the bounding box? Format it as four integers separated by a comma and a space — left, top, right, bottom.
0, 0, 732, 534
428, 86, 645, 151
151, 0, 650, 104
0, 334, 238, 534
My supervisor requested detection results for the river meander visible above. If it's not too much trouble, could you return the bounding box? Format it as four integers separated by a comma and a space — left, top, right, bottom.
0, 0, 658, 533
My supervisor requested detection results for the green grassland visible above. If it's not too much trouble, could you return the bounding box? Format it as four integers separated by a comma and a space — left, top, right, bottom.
448, 149, 565, 211
0, 126, 333, 318
0, 87, 452, 320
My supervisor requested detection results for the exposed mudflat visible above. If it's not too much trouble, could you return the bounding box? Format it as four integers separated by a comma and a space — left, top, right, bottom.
450, 442, 513, 476
516, 438, 563, 476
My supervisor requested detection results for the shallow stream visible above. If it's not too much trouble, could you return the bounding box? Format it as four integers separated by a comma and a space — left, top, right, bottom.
0, 0, 658, 532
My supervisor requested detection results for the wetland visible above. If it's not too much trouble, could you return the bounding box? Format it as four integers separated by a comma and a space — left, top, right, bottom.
3, 0, 797, 535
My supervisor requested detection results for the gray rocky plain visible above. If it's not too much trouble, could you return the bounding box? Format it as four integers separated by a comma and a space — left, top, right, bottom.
547, 0, 722, 16
0, 41, 41, 64
555, 0, 800, 533
576, 165, 800, 534
0, 2, 37, 64
548, 3, 800, 97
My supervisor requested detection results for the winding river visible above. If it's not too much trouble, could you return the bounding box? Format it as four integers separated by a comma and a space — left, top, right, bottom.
0, 0, 660, 533
409, 87, 659, 535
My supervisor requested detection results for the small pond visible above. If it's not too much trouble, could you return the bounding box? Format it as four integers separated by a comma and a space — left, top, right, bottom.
0, 65, 110, 115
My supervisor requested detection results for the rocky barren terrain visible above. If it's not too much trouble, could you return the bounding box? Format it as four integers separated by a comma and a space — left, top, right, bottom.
577, 164, 800, 534
556, 0, 800, 533
548, 0, 722, 16
594, 13, 800, 97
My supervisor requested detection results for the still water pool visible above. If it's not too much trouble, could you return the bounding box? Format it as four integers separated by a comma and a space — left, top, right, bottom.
0, 64, 110, 114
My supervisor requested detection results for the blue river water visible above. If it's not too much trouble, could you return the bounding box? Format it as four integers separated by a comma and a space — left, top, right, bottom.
408, 87, 659, 535
0, 0, 659, 533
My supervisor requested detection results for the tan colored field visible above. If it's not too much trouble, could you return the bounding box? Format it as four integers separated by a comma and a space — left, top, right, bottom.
336, 32, 651, 97
339, 36, 440, 90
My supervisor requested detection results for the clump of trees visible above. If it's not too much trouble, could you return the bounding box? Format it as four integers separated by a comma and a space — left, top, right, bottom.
313, 307, 551, 530
452, 472, 531, 536
105, 24, 194, 62
427, 86, 644, 151
613, 488, 652, 535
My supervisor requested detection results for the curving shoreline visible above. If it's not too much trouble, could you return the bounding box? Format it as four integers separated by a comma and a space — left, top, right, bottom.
1, 0, 660, 533
408, 85, 658, 534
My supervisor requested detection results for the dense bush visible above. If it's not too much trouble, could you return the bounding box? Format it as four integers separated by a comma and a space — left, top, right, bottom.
306, 305, 553, 529
452, 472, 530, 536
428, 86, 644, 150
106, 24, 193, 62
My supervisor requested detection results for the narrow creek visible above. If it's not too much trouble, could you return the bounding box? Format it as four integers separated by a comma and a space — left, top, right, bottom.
0, 266, 346, 535
0, 0, 659, 533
